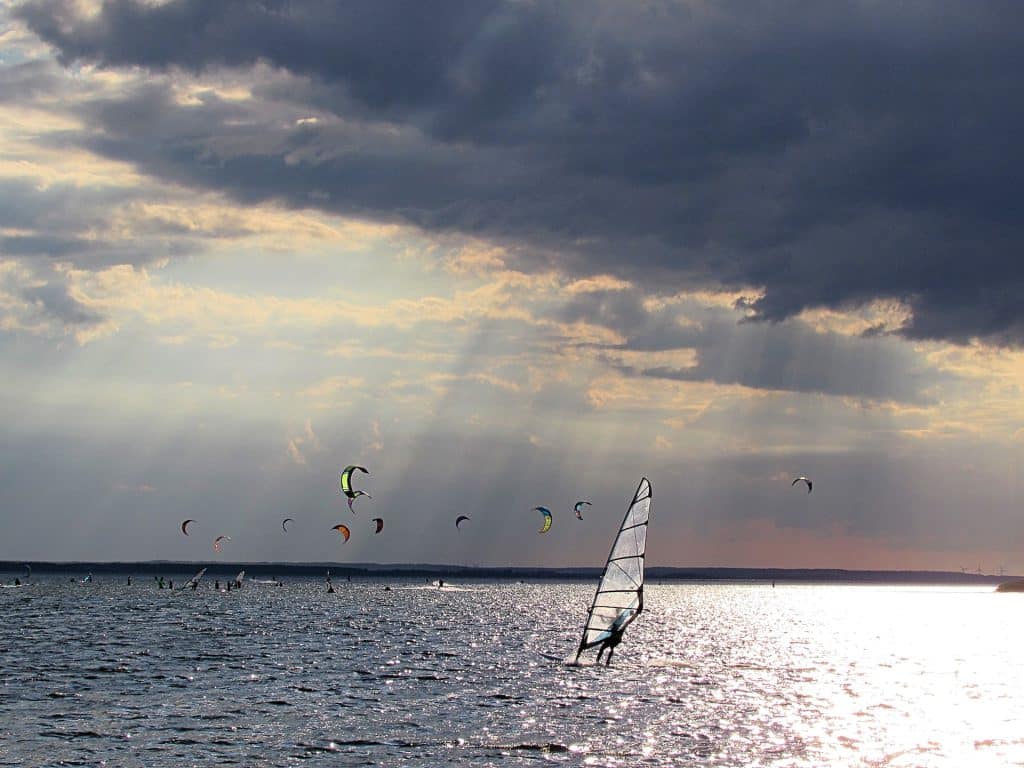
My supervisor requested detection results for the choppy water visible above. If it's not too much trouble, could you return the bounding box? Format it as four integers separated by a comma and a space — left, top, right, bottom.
1, 577, 1022, 767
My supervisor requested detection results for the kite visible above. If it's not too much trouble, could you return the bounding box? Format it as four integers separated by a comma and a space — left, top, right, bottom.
331, 524, 351, 542
791, 476, 813, 494
341, 465, 370, 497
372, 518, 384, 534
348, 495, 370, 513
455, 515, 470, 529
534, 506, 553, 534
213, 535, 231, 553
282, 518, 294, 532
341, 465, 372, 512
573, 501, 591, 520
181, 519, 193, 536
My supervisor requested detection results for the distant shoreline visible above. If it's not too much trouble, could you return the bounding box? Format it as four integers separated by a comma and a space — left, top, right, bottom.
0, 561, 1012, 585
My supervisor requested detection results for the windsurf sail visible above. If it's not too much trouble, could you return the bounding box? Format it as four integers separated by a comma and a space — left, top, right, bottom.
181, 567, 207, 590
575, 477, 652, 662
235, 570, 245, 585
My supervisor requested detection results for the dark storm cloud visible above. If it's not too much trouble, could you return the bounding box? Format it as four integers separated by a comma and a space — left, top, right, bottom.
557, 288, 944, 402
16, 0, 1024, 343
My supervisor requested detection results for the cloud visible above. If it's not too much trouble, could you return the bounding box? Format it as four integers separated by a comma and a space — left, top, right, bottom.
286, 420, 320, 466
0, 59, 61, 102
13, 0, 1024, 345
559, 287, 947, 402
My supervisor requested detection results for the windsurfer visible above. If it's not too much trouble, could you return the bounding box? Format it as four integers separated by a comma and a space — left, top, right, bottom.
594, 608, 632, 666
595, 627, 624, 666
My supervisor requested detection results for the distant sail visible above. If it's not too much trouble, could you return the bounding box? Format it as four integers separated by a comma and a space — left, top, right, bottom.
575, 477, 651, 662
235, 570, 245, 585
180, 567, 207, 590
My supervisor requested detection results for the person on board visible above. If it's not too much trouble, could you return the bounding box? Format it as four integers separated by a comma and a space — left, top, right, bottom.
437, 579, 444, 589
191, 579, 198, 591
127, 576, 132, 586
214, 579, 220, 590
13, 578, 20, 586
595, 609, 632, 666
595, 626, 625, 666
168, 580, 173, 590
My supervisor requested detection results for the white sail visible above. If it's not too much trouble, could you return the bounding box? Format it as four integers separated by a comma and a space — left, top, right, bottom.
235, 570, 245, 585
576, 477, 651, 659
180, 567, 207, 590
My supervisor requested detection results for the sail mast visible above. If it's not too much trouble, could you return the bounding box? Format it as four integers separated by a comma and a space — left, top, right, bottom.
576, 477, 652, 661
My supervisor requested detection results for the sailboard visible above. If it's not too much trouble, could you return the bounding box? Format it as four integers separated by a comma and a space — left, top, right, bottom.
575, 477, 651, 663
180, 567, 207, 590
235, 570, 245, 586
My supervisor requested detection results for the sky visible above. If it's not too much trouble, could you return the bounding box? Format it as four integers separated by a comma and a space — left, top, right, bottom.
1, 0, 1023, 571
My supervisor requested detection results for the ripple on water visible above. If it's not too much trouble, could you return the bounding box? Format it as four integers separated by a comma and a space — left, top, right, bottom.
2, 579, 1024, 766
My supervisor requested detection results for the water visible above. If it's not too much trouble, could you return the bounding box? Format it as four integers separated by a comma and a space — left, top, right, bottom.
2, 578, 1022, 766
